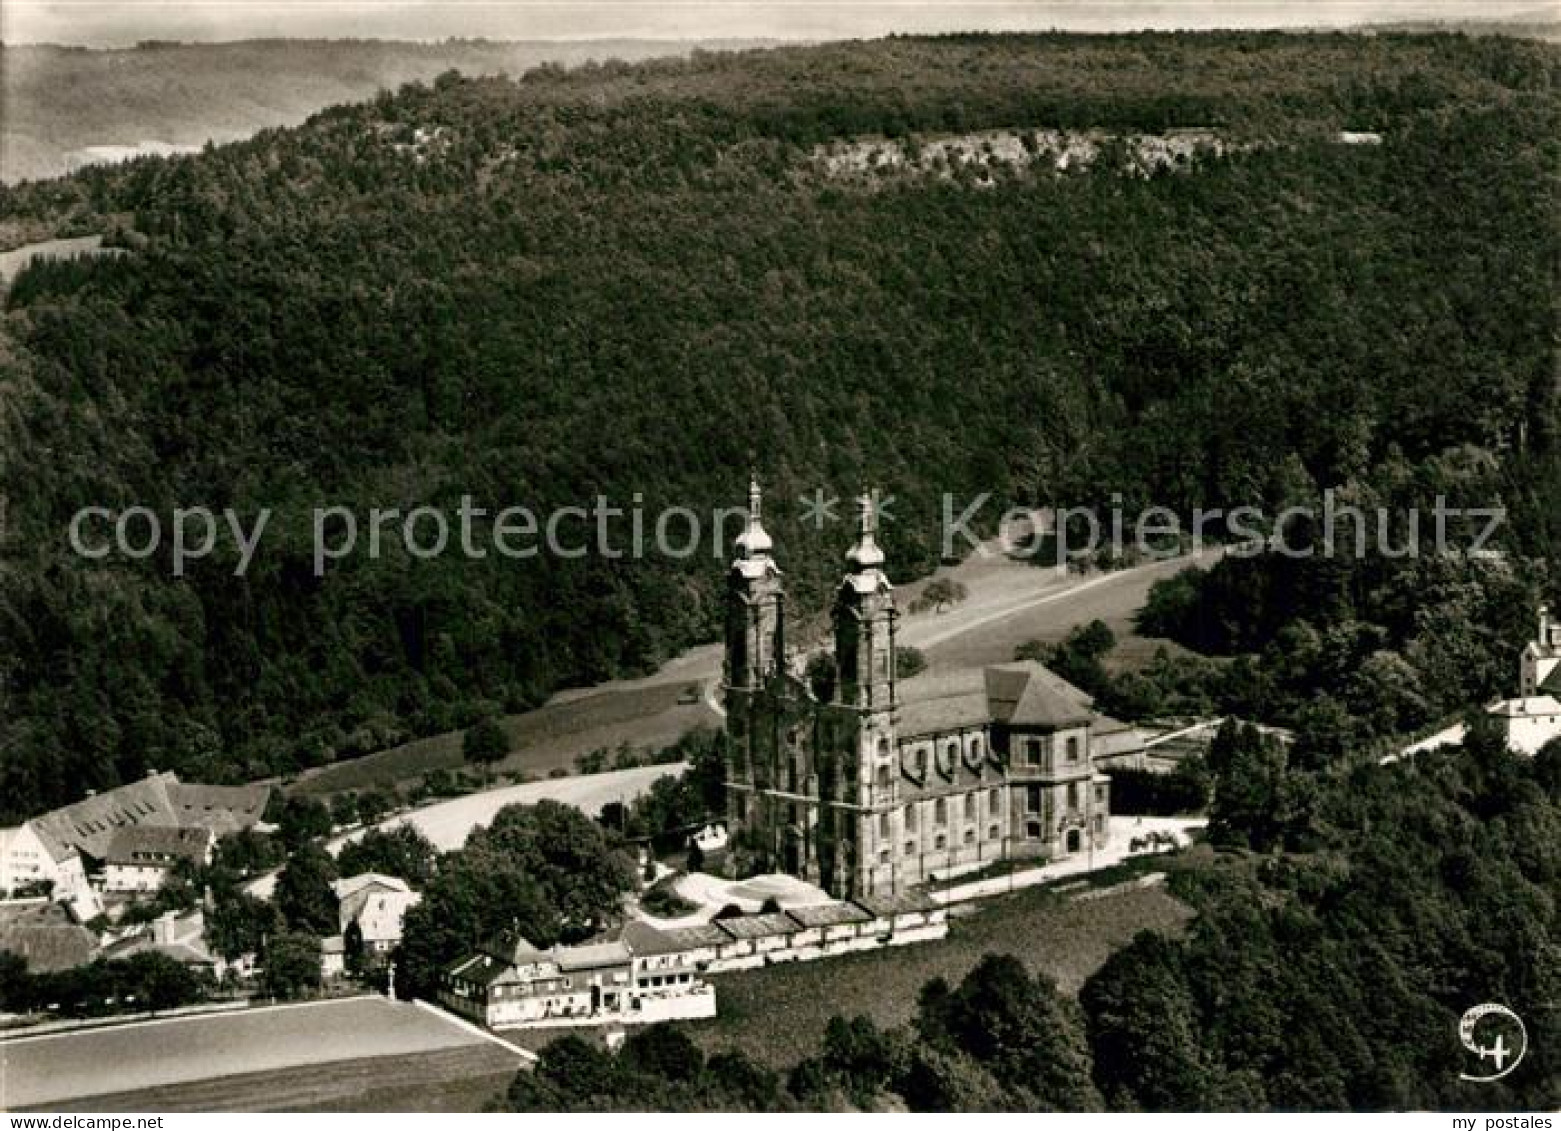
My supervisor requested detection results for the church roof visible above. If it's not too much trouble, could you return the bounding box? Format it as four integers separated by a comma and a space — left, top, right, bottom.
895, 669, 990, 736
1541, 666, 1561, 695
984, 662, 1095, 728
895, 661, 1095, 738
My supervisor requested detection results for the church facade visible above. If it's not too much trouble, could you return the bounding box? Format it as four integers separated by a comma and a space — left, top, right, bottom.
722, 481, 1111, 899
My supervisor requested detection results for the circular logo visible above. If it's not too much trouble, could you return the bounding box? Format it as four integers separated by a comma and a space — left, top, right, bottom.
1458, 1003, 1527, 1082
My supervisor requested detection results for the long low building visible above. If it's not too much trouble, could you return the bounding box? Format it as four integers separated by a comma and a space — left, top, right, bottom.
1, 772, 269, 920
439, 890, 948, 1030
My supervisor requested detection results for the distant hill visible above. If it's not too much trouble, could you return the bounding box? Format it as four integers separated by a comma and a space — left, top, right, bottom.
0, 38, 769, 183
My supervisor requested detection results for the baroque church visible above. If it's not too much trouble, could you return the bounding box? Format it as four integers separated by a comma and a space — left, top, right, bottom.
722, 481, 1112, 898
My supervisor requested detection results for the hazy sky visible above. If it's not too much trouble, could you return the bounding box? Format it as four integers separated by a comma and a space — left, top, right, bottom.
5, 1, 1550, 47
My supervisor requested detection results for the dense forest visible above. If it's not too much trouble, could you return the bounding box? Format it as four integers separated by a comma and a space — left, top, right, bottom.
1, 31, 1557, 820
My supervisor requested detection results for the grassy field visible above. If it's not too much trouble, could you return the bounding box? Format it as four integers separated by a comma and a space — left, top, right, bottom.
291, 681, 717, 798
1, 996, 490, 1109
32, 1044, 520, 1113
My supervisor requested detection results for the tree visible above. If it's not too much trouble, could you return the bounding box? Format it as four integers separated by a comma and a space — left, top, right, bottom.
1208, 723, 1310, 852
329, 792, 361, 829
920, 578, 969, 613
207, 891, 281, 962
925, 954, 1101, 1110
398, 801, 634, 996
276, 795, 333, 849
274, 843, 339, 934
620, 1024, 705, 1083
706, 1050, 781, 1110
336, 824, 438, 886
262, 930, 322, 1000
1081, 931, 1220, 1110
463, 716, 510, 779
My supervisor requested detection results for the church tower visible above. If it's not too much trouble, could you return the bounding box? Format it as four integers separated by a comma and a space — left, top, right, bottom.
724, 477, 784, 703
830, 492, 900, 896
834, 492, 897, 713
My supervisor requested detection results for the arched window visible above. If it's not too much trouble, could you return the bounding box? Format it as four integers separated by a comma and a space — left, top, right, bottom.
963, 793, 976, 820
988, 787, 1001, 815
934, 798, 947, 825
963, 828, 975, 845
972, 737, 983, 760
905, 804, 917, 832
877, 736, 891, 759
946, 740, 959, 765
875, 765, 891, 790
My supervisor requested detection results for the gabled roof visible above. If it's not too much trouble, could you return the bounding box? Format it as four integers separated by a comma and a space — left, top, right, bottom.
0, 902, 98, 972
894, 661, 1096, 738
786, 902, 873, 929
167, 782, 270, 835
714, 912, 796, 940
852, 890, 941, 918
28, 773, 182, 862
1541, 666, 1561, 695
554, 941, 631, 971
1490, 695, 1561, 718
342, 888, 421, 940
480, 932, 551, 966
26, 773, 269, 864
331, 873, 412, 901
103, 825, 211, 867
984, 662, 1094, 729
447, 952, 513, 986
621, 920, 729, 955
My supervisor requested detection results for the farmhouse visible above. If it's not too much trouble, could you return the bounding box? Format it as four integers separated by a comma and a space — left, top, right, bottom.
102, 827, 213, 893
0, 771, 269, 914
332, 873, 421, 958
723, 481, 1117, 898
102, 909, 220, 975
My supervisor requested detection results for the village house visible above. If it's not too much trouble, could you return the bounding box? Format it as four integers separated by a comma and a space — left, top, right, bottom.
101, 909, 222, 978
102, 827, 214, 894
332, 873, 422, 963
